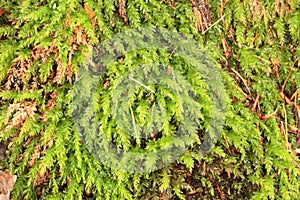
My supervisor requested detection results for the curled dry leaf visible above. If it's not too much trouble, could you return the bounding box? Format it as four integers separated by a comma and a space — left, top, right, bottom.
0, 170, 17, 200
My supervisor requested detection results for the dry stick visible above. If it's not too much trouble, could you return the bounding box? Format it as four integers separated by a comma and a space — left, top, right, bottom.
231, 68, 253, 100
288, 124, 298, 134
129, 77, 155, 93
292, 157, 300, 168
279, 64, 299, 150
290, 89, 298, 101
254, 55, 271, 64
282, 103, 290, 150
216, 182, 224, 200
251, 93, 260, 112
293, 92, 299, 141
280, 91, 292, 105
129, 105, 140, 145
280, 62, 300, 161
281, 66, 294, 93
296, 105, 300, 147
150, 102, 157, 141
187, 187, 202, 195
203, 14, 225, 34
259, 109, 277, 120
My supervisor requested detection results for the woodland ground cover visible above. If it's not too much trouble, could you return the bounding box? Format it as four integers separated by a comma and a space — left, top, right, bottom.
0, 0, 300, 199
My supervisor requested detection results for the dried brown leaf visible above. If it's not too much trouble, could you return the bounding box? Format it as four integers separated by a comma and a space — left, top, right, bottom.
0, 10, 6, 16
0, 170, 17, 200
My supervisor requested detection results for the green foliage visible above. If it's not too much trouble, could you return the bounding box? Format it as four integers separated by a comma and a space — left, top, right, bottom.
0, 0, 299, 199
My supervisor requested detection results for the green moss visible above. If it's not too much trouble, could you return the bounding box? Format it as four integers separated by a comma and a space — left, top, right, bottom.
0, 0, 299, 199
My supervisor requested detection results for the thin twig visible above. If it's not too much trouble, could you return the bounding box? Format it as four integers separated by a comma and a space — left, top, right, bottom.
281, 67, 294, 93
203, 14, 225, 34
129, 105, 140, 145
129, 77, 155, 93
231, 68, 253, 100
251, 93, 260, 112
254, 55, 271, 64
282, 103, 289, 150
290, 89, 298, 101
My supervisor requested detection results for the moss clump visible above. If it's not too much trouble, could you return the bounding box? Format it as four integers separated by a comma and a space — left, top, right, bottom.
0, 0, 299, 199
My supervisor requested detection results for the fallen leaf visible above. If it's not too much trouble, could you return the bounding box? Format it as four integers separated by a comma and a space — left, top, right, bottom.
0, 10, 6, 16
0, 170, 17, 200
